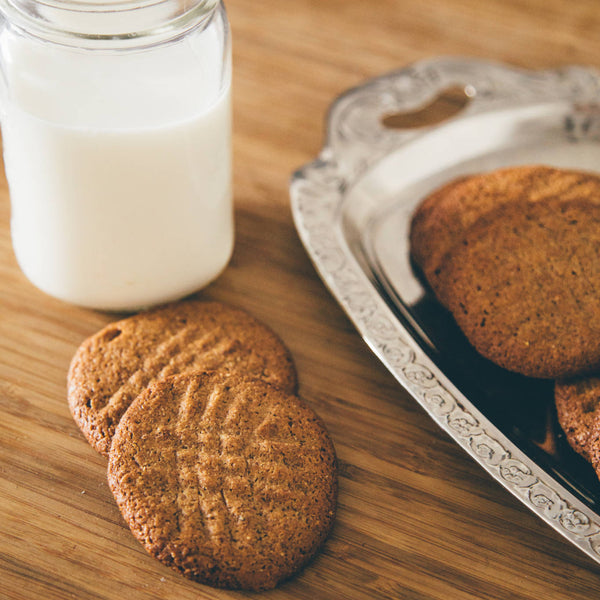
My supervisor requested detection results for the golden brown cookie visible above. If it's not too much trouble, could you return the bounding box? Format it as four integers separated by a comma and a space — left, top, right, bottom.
67, 300, 297, 456
555, 377, 600, 463
433, 199, 600, 378
410, 165, 600, 304
107, 371, 338, 591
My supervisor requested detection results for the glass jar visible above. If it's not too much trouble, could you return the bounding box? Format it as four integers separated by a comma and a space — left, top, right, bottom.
0, 0, 233, 311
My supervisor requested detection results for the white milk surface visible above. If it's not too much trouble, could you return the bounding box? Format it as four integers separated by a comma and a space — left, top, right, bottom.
1, 28, 233, 310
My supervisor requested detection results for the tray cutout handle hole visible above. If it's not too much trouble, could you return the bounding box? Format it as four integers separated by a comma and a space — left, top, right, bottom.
382, 85, 472, 130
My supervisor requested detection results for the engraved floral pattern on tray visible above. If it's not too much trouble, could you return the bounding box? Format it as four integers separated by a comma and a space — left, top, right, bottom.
289, 57, 600, 564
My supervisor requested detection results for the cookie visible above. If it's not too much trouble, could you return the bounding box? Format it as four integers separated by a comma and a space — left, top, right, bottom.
410, 165, 600, 304
107, 371, 338, 591
68, 300, 297, 456
433, 199, 600, 378
555, 377, 600, 463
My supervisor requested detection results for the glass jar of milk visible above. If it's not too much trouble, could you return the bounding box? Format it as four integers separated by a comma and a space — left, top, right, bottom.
0, 0, 232, 311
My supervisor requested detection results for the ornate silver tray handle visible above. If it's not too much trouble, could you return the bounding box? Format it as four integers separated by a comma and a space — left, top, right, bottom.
290, 57, 600, 565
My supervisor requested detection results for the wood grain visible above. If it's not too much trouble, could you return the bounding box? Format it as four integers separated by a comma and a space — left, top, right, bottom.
2, 0, 600, 598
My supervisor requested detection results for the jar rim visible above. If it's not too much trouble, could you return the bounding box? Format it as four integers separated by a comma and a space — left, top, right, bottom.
0, 0, 221, 48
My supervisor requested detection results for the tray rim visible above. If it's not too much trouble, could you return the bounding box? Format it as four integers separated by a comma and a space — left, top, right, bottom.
289, 56, 600, 566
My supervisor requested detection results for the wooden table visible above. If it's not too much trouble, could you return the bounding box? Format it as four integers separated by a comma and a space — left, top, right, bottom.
2, 0, 600, 598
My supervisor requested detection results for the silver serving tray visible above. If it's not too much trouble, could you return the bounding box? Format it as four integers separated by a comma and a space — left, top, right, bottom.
290, 57, 600, 565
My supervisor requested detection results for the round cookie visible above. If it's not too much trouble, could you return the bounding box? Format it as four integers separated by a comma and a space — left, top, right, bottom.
434, 199, 600, 378
410, 165, 600, 304
68, 300, 297, 456
107, 371, 338, 591
555, 377, 600, 463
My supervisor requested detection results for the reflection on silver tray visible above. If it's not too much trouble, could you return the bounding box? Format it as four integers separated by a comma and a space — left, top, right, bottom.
290, 57, 600, 565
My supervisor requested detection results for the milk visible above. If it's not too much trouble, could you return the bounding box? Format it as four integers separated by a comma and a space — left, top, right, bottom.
0, 21, 233, 311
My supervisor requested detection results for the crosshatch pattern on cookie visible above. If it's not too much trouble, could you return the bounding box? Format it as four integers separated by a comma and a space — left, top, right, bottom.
67, 300, 298, 456
107, 371, 338, 591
